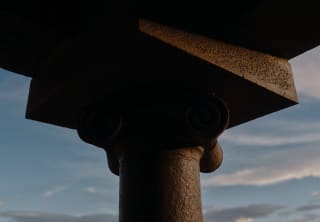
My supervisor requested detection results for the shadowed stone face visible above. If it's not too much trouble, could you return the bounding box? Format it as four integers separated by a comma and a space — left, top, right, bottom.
2, 0, 320, 78
139, 19, 297, 101
0, 1, 317, 130
24, 20, 297, 130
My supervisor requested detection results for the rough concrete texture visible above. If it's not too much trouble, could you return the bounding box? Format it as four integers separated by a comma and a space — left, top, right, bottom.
119, 146, 204, 222
140, 19, 298, 102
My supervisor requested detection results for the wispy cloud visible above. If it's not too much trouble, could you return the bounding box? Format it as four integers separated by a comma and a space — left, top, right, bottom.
0, 69, 30, 102
43, 186, 67, 198
235, 218, 252, 222
290, 46, 320, 101
0, 83, 29, 102
288, 203, 320, 222
221, 118, 320, 147
0, 211, 117, 222
204, 114, 320, 186
278, 203, 320, 222
84, 187, 111, 197
0, 205, 280, 222
289, 214, 320, 222
204, 204, 282, 222
0, 199, 4, 207
202, 144, 320, 186
59, 160, 113, 181
296, 204, 320, 212
55, 150, 118, 185
221, 131, 320, 147
311, 192, 320, 199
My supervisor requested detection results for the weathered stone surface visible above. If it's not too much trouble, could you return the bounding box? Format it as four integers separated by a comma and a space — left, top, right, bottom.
0, 1, 312, 130
25, 21, 297, 129
139, 1, 320, 59
1, 0, 320, 77
77, 92, 228, 174
119, 147, 204, 222
140, 19, 297, 102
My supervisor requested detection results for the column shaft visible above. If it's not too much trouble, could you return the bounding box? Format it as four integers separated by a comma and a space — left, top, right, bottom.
119, 147, 204, 222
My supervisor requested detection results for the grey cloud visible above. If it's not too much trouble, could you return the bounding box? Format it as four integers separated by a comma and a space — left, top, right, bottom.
0, 211, 117, 222
220, 118, 320, 147
204, 204, 283, 222
202, 144, 320, 186
1, 205, 282, 222
296, 204, 320, 212
0, 69, 30, 102
290, 46, 320, 101
290, 213, 320, 222
203, 116, 320, 186
43, 186, 68, 198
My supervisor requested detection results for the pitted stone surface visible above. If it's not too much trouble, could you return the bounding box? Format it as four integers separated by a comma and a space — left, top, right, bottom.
23, 18, 299, 130
163, 148, 203, 222
140, 19, 298, 102
119, 147, 204, 222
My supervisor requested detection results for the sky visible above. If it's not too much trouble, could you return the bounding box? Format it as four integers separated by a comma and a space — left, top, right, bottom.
0, 46, 319, 222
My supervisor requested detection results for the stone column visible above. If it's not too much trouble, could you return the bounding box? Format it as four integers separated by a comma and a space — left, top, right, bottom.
119, 147, 204, 222
77, 92, 229, 222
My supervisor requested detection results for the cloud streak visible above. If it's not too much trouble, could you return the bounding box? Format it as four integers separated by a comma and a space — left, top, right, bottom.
221, 131, 320, 147
202, 144, 320, 186
204, 117, 320, 187
0, 211, 117, 222
0, 69, 30, 102
221, 118, 320, 147
0, 200, 4, 208
290, 46, 320, 101
0, 204, 282, 222
296, 204, 320, 212
311, 192, 320, 199
204, 204, 282, 222
203, 115, 320, 186
289, 213, 319, 222
0, 205, 279, 222
43, 186, 67, 198
84, 187, 111, 197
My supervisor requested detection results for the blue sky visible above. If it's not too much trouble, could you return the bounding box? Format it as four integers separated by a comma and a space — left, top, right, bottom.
0, 46, 320, 222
